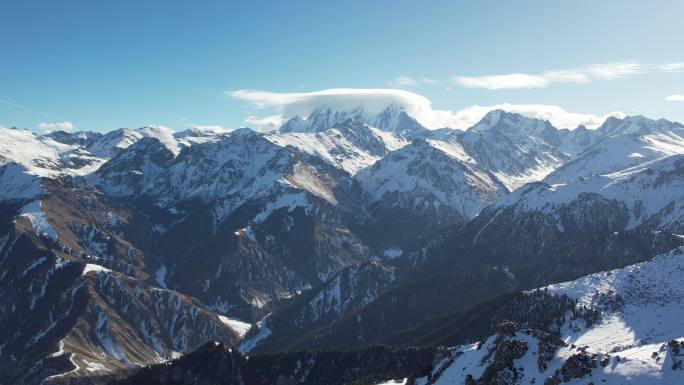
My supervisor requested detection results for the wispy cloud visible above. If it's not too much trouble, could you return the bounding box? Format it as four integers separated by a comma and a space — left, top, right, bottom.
387, 75, 438, 88
456, 73, 551, 90
666, 94, 684, 102
388, 75, 417, 87
0, 98, 50, 117
659, 63, 684, 72
37, 121, 74, 133
585, 61, 646, 79
230, 88, 621, 130
454, 60, 681, 90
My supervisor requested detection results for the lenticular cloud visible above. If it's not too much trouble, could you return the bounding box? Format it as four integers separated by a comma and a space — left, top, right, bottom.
230, 88, 458, 130
230, 88, 623, 131
230, 88, 431, 117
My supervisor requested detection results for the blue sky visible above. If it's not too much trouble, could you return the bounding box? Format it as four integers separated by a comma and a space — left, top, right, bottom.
1, 0, 683, 132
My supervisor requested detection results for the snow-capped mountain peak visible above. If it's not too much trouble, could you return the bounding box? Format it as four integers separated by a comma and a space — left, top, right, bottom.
174, 125, 233, 146
459, 110, 569, 190
468, 109, 555, 136
279, 104, 427, 136
266, 118, 408, 174
598, 115, 684, 137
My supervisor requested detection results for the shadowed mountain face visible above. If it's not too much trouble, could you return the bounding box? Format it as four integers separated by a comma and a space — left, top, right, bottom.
2, 110, 684, 384
116, 246, 684, 385
113, 341, 440, 385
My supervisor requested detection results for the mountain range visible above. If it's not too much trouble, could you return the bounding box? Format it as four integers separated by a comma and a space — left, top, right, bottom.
1, 105, 683, 384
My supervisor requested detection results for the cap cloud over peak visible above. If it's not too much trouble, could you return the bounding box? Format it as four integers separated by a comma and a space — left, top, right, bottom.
230, 88, 625, 131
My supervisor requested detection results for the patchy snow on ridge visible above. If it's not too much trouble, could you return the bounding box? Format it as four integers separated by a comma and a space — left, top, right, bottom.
19, 200, 58, 241
266, 122, 408, 175
251, 192, 310, 223
545, 129, 684, 185
87, 126, 181, 159
82, 263, 113, 275
174, 126, 233, 147
238, 315, 272, 353
492, 154, 684, 232
138, 126, 181, 156
284, 162, 338, 205
383, 247, 403, 259
0, 162, 44, 201
356, 139, 506, 219
0, 127, 68, 177
217, 316, 252, 339
424, 139, 474, 164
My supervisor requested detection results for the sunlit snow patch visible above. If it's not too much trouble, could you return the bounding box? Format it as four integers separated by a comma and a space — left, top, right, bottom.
383, 247, 403, 259
19, 200, 58, 241
82, 263, 113, 275
217, 315, 252, 338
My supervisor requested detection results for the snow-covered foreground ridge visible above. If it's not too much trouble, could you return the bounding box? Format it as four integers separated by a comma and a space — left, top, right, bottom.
387, 247, 684, 385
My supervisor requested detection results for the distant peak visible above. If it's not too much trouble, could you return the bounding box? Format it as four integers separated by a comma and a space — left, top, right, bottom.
596, 114, 676, 136
624, 114, 649, 121
483, 109, 506, 122
231, 126, 256, 136
469, 109, 547, 133
278, 104, 426, 135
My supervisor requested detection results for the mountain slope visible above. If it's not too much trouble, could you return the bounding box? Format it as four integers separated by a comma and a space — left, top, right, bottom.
279, 105, 426, 136
114, 247, 684, 385
266, 118, 408, 175
3, 112, 684, 384
545, 116, 684, 184
393, 247, 684, 385
355, 138, 507, 249
0, 126, 104, 177
458, 110, 574, 190
93, 130, 379, 321
0, 179, 242, 384
419, 152, 684, 289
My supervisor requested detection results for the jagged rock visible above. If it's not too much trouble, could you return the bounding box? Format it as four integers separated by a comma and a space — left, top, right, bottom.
669, 340, 684, 370
476, 332, 528, 384
528, 329, 565, 372
560, 352, 597, 382
496, 321, 517, 336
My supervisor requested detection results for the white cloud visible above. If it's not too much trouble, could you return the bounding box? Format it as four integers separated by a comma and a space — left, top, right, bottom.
387, 75, 439, 88
456, 73, 550, 90
451, 104, 624, 129
419, 77, 439, 85
244, 114, 285, 131
230, 88, 457, 129
586, 61, 645, 79
389, 75, 417, 87
666, 94, 684, 102
454, 60, 680, 90
37, 121, 74, 133
659, 63, 684, 72
230, 88, 620, 131
542, 70, 591, 84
